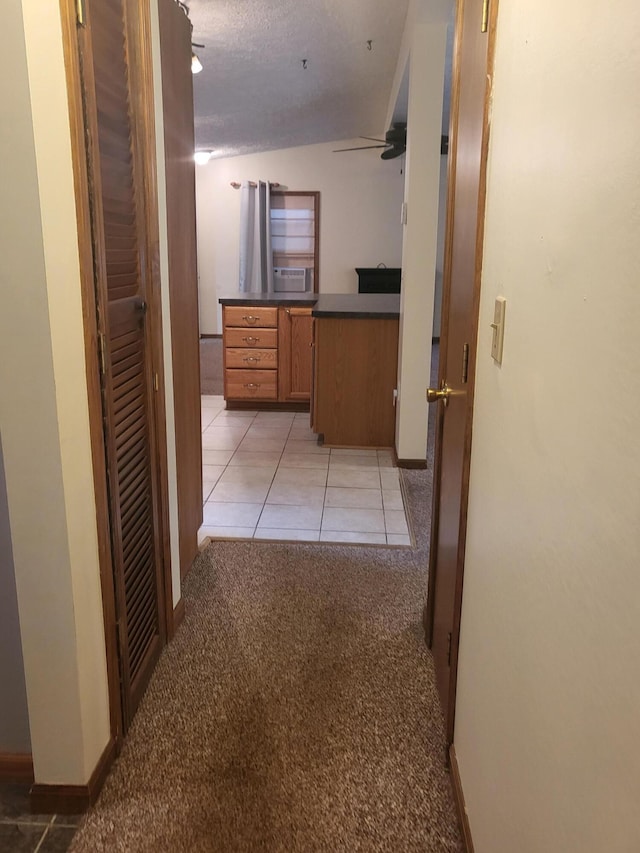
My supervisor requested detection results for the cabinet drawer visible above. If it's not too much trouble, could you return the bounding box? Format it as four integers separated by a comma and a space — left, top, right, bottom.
224, 328, 278, 349
225, 348, 277, 370
225, 369, 278, 400
224, 306, 278, 328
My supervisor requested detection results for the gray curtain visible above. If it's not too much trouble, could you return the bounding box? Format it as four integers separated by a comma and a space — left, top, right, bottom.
239, 180, 274, 293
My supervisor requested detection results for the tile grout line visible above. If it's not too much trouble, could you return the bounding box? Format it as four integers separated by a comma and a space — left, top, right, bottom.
238, 412, 261, 539
319, 450, 330, 541
200, 397, 410, 547
32, 818, 55, 853
252, 411, 294, 537
377, 458, 389, 545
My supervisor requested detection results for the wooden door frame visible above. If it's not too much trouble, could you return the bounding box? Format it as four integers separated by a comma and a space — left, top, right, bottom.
158, 0, 203, 582
425, 0, 499, 745
58, 0, 175, 745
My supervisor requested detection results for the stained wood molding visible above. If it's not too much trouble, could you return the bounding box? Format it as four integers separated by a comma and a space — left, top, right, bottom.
449, 744, 474, 853
0, 753, 34, 782
226, 401, 309, 412
159, 0, 202, 581
59, 0, 124, 746
170, 597, 186, 639
30, 738, 116, 815
396, 458, 428, 469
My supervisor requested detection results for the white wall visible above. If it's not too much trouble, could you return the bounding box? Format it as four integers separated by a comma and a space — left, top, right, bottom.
455, 2, 640, 851
0, 0, 110, 783
196, 140, 404, 334
0, 437, 31, 753
394, 17, 448, 461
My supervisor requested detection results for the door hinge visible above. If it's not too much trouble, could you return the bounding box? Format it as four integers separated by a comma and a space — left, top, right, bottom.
462, 342, 470, 384
76, 0, 86, 27
447, 632, 452, 666
98, 332, 107, 375
481, 0, 490, 32
154, 372, 159, 392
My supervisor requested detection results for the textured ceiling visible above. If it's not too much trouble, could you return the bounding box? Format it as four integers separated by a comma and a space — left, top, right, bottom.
187, 0, 411, 158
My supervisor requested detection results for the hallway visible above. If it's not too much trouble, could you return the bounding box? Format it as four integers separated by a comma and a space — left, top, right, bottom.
68, 466, 461, 852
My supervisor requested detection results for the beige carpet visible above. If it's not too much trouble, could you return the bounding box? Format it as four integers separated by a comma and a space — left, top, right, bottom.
200, 337, 223, 396
69, 463, 461, 852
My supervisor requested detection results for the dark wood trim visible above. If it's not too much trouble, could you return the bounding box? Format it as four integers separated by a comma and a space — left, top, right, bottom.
0, 753, 34, 783
170, 597, 185, 640
200, 333, 222, 339
159, 0, 202, 581
396, 458, 428, 470
30, 737, 116, 815
449, 745, 475, 853
58, 0, 123, 746
225, 401, 310, 413
129, 0, 174, 653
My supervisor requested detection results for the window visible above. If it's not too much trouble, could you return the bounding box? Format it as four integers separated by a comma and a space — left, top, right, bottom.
270, 191, 319, 293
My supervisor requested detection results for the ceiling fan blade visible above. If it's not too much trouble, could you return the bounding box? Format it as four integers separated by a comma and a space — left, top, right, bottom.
381, 146, 406, 160
332, 144, 389, 152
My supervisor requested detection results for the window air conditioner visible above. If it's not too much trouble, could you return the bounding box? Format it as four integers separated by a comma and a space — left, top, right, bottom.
273, 267, 307, 292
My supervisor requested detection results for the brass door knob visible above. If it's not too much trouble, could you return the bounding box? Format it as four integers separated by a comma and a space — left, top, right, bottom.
426, 383, 452, 406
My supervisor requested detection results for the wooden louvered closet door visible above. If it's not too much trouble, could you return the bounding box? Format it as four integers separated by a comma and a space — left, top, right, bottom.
79, 0, 166, 728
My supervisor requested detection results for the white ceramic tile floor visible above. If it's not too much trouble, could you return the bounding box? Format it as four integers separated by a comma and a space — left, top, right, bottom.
198, 395, 413, 548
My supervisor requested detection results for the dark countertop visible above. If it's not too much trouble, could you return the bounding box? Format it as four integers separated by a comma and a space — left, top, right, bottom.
219, 293, 318, 307
312, 293, 400, 319
218, 292, 400, 319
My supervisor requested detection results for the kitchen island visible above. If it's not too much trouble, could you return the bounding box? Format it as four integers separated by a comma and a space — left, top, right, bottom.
311, 294, 400, 448
219, 293, 400, 448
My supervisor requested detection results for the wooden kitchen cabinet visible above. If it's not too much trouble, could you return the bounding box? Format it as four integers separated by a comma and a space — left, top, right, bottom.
223, 305, 278, 401
313, 315, 399, 447
278, 306, 313, 402
222, 303, 313, 406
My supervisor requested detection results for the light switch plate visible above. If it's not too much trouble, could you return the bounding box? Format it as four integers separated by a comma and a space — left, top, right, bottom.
491, 296, 506, 364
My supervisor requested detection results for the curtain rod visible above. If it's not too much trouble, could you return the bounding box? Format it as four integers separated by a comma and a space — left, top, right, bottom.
230, 181, 281, 189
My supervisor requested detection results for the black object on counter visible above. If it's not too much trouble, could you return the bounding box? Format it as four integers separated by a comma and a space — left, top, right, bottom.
356, 267, 401, 294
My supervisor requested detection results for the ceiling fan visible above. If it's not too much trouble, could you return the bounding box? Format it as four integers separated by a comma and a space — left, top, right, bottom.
333, 122, 407, 160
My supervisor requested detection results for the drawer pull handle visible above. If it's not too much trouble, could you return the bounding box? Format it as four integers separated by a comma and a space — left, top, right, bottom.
244, 383, 261, 389
243, 315, 259, 324
242, 336, 260, 344
243, 356, 260, 363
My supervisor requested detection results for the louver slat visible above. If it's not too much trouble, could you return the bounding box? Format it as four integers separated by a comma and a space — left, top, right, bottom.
88, 0, 164, 729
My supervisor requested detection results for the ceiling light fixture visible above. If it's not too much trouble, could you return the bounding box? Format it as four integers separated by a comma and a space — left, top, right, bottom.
191, 41, 205, 74
191, 52, 203, 74
194, 151, 214, 165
